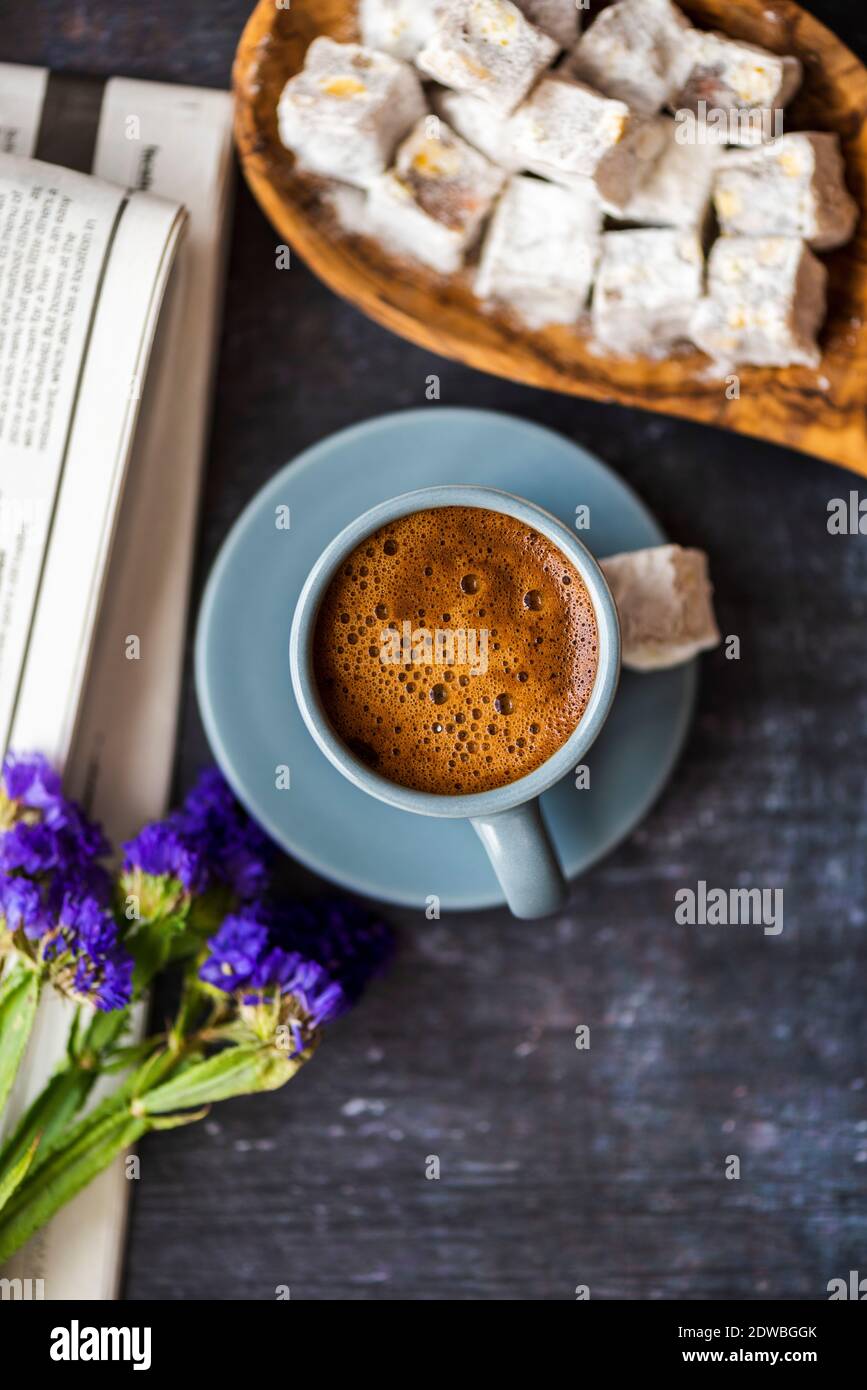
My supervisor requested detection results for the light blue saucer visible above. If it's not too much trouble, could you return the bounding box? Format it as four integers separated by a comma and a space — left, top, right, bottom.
195, 409, 697, 911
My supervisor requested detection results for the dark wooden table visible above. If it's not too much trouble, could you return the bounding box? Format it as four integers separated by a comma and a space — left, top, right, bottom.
3, 0, 866, 1301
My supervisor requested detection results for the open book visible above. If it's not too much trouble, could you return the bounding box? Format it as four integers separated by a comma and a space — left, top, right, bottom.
0, 69, 235, 1298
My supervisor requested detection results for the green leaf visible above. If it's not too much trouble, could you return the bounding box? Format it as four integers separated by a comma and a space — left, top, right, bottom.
0, 960, 41, 1115
21, 1040, 174, 1182
0, 1008, 153, 1187
0, 1134, 38, 1213
0, 1103, 150, 1263
0, 1065, 94, 1191
0, 1038, 215, 1259
141, 1044, 304, 1114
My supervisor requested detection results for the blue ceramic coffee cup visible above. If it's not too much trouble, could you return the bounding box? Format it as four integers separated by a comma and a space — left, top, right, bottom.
290, 486, 621, 920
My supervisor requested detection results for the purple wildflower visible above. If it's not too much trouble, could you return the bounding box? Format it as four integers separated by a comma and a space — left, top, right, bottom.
246, 950, 345, 1027
199, 909, 347, 1055
0, 821, 61, 876
123, 768, 272, 903
1, 753, 109, 865
0, 753, 129, 1009
2, 752, 63, 808
179, 769, 272, 899
37, 895, 134, 1012
250, 950, 345, 1056
0, 752, 112, 944
199, 912, 270, 992
122, 822, 208, 896
0, 756, 109, 884
265, 897, 394, 1003
0, 876, 44, 937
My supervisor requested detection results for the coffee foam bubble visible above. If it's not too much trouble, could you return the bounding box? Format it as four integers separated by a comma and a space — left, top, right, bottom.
313, 506, 599, 795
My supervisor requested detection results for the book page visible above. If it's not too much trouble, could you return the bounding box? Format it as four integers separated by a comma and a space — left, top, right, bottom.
8, 186, 186, 760
0, 156, 128, 750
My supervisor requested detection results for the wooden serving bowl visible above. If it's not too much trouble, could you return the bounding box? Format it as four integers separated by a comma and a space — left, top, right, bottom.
234, 0, 867, 475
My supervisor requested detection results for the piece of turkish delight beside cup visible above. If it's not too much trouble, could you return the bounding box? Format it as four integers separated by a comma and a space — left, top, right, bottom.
600, 546, 721, 672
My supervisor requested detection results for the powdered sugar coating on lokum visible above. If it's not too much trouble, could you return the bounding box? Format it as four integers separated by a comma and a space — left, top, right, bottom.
675, 30, 802, 146
277, 38, 426, 188
367, 117, 507, 273
592, 228, 704, 356
511, 76, 667, 212
609, 117, 719, 232
566, 0, 694, 117
713, 132, 858, 252
690, 235, 827, 368
476, 174, 602, 329
358, 0, 448, 61
417, 0, 560, 113
431, 88, 524, 171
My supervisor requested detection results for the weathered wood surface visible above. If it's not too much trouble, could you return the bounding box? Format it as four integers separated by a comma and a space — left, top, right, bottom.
234, 0, 867, 474
1, 0, 865, 1301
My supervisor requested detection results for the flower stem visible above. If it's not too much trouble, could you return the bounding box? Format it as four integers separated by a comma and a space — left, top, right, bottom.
0, 1038, 192, 1260
0, 995, 140, 1200
0, 1102, 150, 1262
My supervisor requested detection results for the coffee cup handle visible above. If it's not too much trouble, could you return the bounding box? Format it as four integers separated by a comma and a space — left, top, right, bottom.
471, 801, 568, 920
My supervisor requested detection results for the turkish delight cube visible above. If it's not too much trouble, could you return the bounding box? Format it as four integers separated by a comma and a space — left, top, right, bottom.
358, 0, 448, 61
367, 117, 507, 273
675, 30, 802, 146
517, 0, 582, 50
713, 132, 858, 252
609, 116, 719, 231
600, 546, 720, 671
511, 76, 667, 212
416, 0, 559, 114
566, 0, 694, 117
475, 174, 602, 328
592, 228, 704, 356
689, 236, 827, 369
431, 87, 524, 170
277, 38, 426, 188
